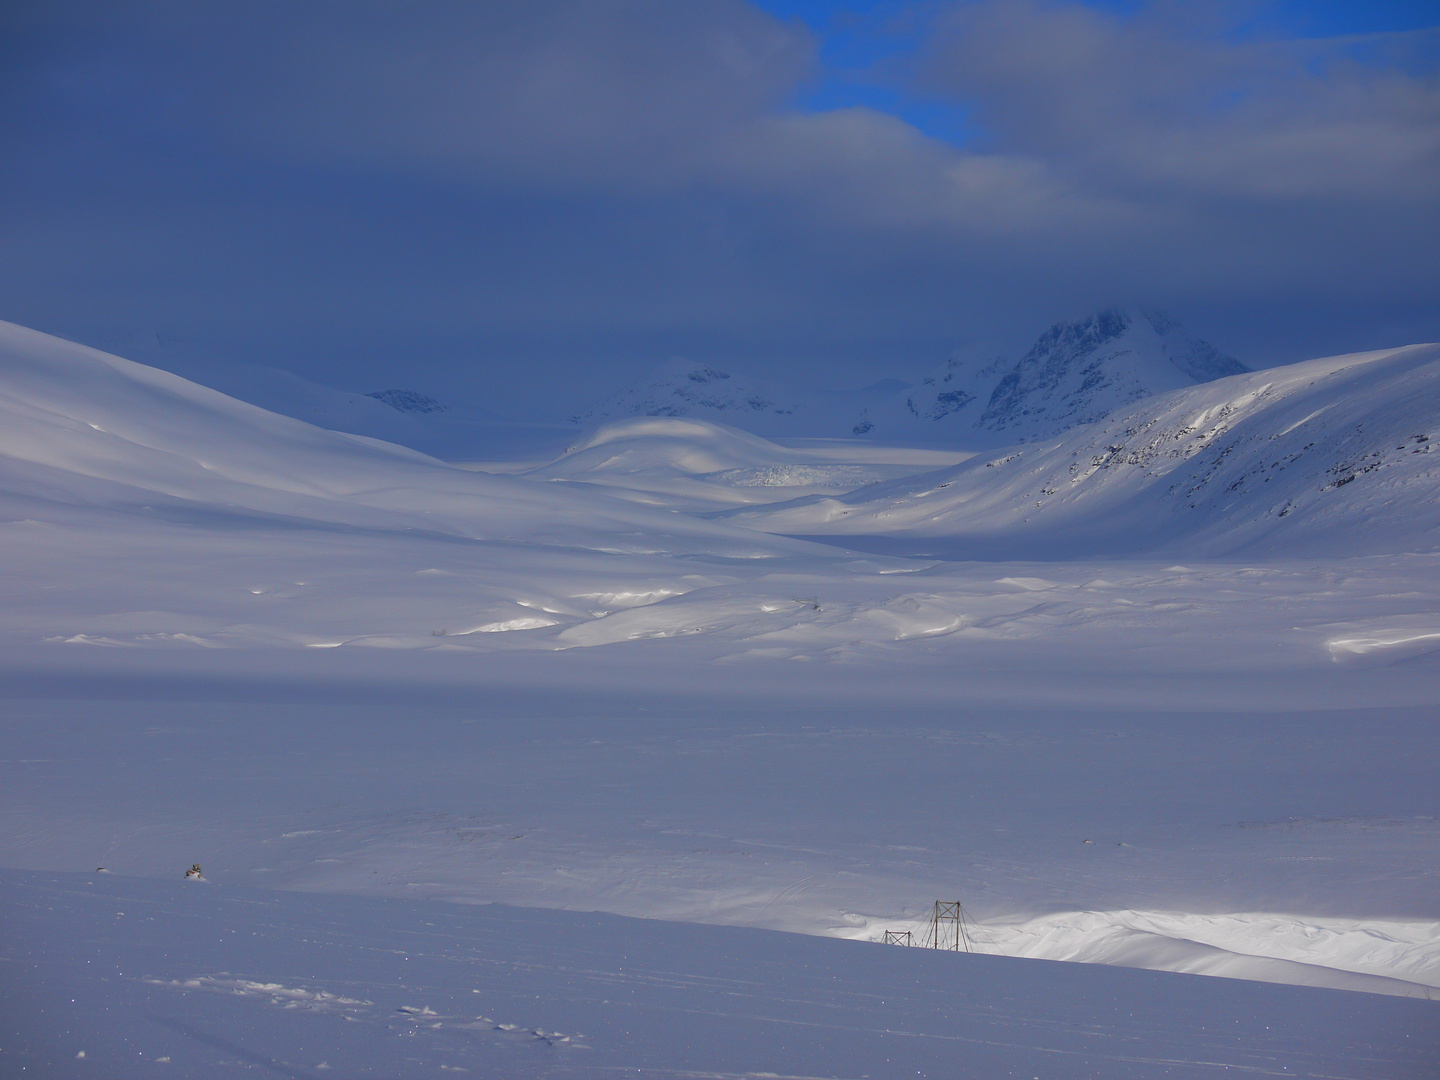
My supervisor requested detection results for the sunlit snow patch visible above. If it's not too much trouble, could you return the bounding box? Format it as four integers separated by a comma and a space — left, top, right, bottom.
961, 909, 1440, 998
458, 616, 559, 634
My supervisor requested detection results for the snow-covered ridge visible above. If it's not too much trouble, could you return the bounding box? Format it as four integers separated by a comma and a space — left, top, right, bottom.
0, 319, 812, 560
551, 416, 803, 474
867, 908, 1440, 997
570, 309, 1245, 446
853, 307, 1247, 445
732, 343, 1440, 557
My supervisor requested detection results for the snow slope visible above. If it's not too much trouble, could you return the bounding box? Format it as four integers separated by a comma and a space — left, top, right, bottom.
0, 320, 811, 560
6, 672, 1438, 1002
733, 343, 1440, 557
8, 869, 1435, 1080
82, 330, 575, 462
528, 416, 966, 510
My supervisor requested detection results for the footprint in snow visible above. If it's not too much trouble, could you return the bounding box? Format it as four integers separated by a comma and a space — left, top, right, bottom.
482, 1018, 584, 1047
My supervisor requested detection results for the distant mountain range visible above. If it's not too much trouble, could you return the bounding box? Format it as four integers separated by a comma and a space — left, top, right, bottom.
78, 308, 1246, 455
572, 308, 1246, 447
570, 359, 801, 429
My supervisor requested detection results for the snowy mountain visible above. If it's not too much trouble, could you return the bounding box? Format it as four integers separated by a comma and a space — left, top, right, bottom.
570, 359, 802, 432
981, 307, 1247, 437
574, 310, 1244, 448
851, 308, 1246, 445
848, 349, 1012, 441
732, 342, 1440, 557
0, 320, 812, 563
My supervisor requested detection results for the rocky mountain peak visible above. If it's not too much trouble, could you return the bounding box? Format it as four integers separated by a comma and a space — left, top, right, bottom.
979, 307, 1245, 439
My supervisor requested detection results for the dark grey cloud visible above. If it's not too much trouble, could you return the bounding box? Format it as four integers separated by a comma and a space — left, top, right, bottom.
0, 1, 1436, 420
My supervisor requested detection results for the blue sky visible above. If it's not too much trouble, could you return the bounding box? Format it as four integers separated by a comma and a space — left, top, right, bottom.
0, 1, 1436, 417
758, 2, 1440, 141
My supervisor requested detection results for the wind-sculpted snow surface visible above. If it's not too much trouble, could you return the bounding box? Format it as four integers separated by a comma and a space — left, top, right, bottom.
735, 343, 1440, 557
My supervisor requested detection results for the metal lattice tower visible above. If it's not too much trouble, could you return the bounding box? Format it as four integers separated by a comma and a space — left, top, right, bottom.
927, 901, 972, 952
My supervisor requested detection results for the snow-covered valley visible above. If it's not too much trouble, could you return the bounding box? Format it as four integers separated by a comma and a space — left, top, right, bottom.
2, 320, 1438, 1076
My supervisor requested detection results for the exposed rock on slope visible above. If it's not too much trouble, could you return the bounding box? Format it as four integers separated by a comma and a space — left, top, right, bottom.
981, 308, 1246, 438
365, 388, 445, 414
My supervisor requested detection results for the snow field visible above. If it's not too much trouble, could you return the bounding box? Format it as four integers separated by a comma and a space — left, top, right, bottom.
3, 669, 1437, 998
4, 869, 1436, 1079
3, 317, 1440, 1076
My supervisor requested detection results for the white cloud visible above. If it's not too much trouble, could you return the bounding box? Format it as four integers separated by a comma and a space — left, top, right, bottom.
920, 1, 1440, 203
